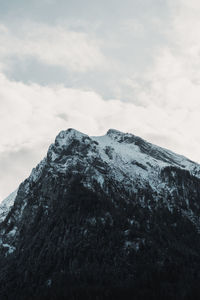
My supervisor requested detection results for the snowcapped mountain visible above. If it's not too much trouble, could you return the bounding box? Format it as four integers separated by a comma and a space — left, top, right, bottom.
0, 128, 200, 300
24, 128, 200, 193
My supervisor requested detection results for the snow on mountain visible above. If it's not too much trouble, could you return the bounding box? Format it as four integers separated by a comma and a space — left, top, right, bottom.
1, 127, 200, 236
93, 129, 200, 187
0, 189, 18, 223
1, 128, 199, 223
44, 128, 200, 195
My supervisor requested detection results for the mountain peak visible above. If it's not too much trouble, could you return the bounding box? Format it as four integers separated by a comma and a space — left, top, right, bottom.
106, 128, 123, 136
107, 128, 128, 137
55, 128, 87, 144
106, 128, 136, 142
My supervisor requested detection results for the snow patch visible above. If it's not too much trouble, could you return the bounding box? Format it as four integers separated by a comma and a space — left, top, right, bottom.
0, 190, 18, 223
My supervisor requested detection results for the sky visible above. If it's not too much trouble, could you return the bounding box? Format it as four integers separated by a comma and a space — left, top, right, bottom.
0, 0, 200, 200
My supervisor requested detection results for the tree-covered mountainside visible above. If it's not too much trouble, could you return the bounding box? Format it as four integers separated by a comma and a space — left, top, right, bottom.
0, 129, 200, 300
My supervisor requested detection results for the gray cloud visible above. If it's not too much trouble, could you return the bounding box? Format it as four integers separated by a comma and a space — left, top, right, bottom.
0, 0, 200, 201
0, 0, 171, 101
0, 0, 170, 24
0, 23, 107, 73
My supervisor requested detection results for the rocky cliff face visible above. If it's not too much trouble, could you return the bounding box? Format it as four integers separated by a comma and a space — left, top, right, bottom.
0, 128, 200, 300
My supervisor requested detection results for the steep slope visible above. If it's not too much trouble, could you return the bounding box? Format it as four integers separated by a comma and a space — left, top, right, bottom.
0, 128, 200, 300
0, 189, 18, 223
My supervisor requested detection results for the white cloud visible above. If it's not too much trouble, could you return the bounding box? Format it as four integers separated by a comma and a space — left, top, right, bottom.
0, 23, 106, 72
1, 0, 200, 200
0, 60, 200, 200
117, 0, 200, 160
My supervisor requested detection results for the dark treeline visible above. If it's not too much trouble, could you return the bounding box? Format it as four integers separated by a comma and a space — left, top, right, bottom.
1, 167, 200, 299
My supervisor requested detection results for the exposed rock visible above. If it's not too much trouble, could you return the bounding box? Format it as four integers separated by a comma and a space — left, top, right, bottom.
0, 128, 200, 299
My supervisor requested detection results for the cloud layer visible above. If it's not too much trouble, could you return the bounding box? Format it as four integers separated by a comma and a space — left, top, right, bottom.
0, 0, 200, 200
0, 23, 106, 72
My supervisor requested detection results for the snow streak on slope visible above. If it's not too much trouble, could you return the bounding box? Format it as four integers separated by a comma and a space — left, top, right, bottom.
0, 190, 18, 223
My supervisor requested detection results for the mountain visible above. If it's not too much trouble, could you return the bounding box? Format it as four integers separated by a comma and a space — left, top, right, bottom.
0, 128, 200, 300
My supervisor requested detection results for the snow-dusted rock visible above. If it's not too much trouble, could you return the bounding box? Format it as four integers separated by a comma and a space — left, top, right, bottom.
0, 189, 18, 223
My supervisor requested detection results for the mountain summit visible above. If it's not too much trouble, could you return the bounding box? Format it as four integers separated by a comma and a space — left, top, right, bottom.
0, 129, 200, 299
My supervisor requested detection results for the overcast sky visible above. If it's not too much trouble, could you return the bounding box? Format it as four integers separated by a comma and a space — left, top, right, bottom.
0, 0, 200, 200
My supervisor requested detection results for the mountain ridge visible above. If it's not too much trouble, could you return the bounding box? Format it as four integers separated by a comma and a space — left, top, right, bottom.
2, 127, 199, 219
0, 128, 200, 299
